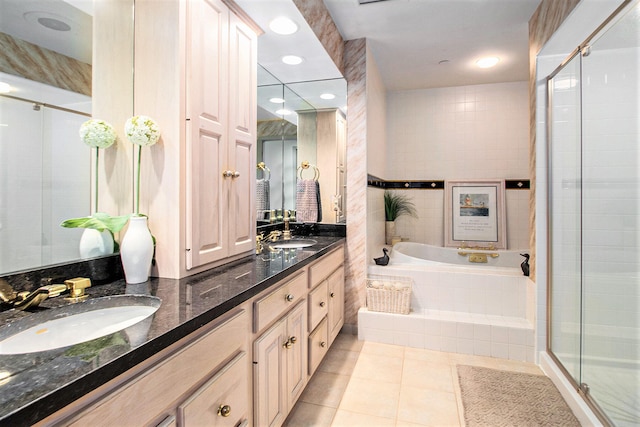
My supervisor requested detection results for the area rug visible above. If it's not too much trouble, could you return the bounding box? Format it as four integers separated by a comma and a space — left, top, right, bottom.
457, 365, 581, 427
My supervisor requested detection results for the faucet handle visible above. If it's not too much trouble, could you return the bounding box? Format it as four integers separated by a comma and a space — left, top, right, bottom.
65, 277, 91, 301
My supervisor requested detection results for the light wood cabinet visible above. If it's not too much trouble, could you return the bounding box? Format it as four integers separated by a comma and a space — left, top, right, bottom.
54, 309, 250, 427
253, 301, 307, 427
178, 352, 249, 426
326, 266, 345, 346
185, 0, 257, 270
39, 244, 345, 427
133, 0, 257, 278
306, 246, 345, 373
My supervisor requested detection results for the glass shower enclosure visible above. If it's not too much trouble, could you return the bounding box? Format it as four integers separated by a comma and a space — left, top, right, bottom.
547, 2, 639, 425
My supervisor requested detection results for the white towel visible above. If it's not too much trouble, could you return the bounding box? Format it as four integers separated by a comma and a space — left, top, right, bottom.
296, 179, 318, 223
256, 179, 270, 212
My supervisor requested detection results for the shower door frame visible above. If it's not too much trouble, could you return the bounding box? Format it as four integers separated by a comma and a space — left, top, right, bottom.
545, 1, 634, 426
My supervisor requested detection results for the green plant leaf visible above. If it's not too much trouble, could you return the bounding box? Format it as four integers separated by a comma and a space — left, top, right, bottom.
60, 213, 131, 233
384, 190, 418, 221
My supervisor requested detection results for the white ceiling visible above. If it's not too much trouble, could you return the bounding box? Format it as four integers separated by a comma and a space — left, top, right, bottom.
324, 0, 542, 90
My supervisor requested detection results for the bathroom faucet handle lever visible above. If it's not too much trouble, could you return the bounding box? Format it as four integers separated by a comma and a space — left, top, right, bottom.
65, 277, 91, 301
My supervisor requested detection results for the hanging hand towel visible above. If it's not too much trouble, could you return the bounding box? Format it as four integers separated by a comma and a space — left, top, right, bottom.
296, 179, 318, 223
315, 180, 322, 222
256, 179, 270, 212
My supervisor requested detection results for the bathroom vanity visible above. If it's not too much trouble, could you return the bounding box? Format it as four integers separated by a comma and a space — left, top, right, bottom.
0, 234, 345, 426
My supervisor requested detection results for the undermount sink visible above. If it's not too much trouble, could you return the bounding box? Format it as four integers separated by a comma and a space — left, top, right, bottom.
0, 295, 161, 355
270, 239, 317, 249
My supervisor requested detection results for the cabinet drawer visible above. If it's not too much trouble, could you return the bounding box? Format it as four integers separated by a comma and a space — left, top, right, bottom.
308, 318, 329, 376
254, 270, 307, 333
67, 309, 248, 426
309, 246, 344, 289
178, 352, 249, 427
308, 281, 328, 332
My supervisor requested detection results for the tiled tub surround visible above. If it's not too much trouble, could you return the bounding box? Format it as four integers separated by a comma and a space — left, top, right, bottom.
360, 262, 534, 363
0, 234, 345, 425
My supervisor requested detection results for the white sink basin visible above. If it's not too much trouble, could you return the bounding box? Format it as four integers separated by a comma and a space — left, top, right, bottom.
0, 295, 161, 355
270, 239, 317, 249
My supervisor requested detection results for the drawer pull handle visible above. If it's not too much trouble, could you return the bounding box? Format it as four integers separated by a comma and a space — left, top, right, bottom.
285, 294, 294, 302
320, 341, 326, 348
330, 292, 335, 298
218, 404, 231, 417
319, 301, 326, 307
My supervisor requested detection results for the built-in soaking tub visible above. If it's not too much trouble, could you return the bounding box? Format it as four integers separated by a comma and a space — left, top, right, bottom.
359, 242, 535, 362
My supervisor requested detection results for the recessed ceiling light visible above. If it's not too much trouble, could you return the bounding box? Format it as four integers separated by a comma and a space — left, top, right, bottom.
320, 93, 335, 100
276, 109, 292, 116
0, 82, 11, 94
476, 57, 500, 68
38, 17, 71, 31
269, 97, 285, 104
269, 17, 298, 35
282, 55, 303, 65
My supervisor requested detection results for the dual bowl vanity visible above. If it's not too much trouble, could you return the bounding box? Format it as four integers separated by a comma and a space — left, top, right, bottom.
0, 234, 345, 426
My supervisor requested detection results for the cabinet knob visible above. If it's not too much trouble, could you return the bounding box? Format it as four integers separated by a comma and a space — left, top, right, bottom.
232, 171, 240, 178
319, 301, 326, 308
285, 294, 294, 302
330, 292, 335, 298
290, 336, 297, 344
223, 170, 234, 178
283, 340, 293, 349
320, 341, 326, 348
217, 404, 231, 417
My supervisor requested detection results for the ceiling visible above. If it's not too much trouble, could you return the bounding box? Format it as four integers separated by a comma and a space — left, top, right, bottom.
323, 0, 542, 91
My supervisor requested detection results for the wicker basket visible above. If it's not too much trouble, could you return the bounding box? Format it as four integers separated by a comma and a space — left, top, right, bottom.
366, 274, 412, 315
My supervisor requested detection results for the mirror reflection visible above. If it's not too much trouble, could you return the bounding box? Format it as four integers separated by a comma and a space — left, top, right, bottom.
0, 0, 134, 275
256, 65, 347, 226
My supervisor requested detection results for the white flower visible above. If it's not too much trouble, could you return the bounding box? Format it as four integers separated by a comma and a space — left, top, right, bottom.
125, 115, 161, 147
79, 119, 117, 149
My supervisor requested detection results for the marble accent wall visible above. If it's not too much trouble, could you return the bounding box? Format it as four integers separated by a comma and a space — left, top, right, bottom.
0, 33, 91, 96
344, 38, 367, 330
257, 119, 297, 138
528, 0, 580, 280
292, 0, 345, 75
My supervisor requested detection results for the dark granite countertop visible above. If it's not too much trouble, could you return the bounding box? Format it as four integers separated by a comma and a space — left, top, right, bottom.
0, 235, 345, 426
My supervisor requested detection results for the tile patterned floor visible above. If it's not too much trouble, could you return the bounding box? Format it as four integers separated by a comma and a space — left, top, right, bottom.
283, 333, 543, 427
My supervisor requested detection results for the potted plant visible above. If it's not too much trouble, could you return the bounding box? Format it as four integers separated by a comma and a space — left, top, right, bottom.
384, 190, 417, 245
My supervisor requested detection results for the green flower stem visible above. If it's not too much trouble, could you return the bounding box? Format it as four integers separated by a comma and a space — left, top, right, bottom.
94, 147, 99, 214
136, 144, 142, 215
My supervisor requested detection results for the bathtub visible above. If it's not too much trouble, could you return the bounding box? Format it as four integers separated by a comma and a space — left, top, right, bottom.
391, 241, 526, 270
359, 242, 535, 362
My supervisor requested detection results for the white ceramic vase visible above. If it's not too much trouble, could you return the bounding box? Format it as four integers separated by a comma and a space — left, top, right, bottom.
120, 216, 154, 284
79, 228, 114, 259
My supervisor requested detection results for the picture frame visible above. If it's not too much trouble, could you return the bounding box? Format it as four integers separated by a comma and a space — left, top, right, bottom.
444, 180, 507, 249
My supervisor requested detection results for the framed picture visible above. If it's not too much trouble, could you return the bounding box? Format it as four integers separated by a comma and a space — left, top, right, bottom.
444, 180, 506, 248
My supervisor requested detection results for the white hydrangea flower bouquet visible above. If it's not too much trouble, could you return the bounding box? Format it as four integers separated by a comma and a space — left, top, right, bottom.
125, 115, 160, 215
61, 119, 129, 236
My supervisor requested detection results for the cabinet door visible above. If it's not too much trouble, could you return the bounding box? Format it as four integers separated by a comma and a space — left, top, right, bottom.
285, 301, 307, 410
327, 266, 345, 345
178, 352, 249, 427
185, 0, 229, 268
227, 12, 256, 257
253, 319, 287, 427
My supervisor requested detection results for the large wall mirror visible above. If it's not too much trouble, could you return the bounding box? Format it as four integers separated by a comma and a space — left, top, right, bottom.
243, 0, 348, 227
0, 0, 134, 275
256, 69, 347, 225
